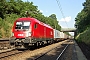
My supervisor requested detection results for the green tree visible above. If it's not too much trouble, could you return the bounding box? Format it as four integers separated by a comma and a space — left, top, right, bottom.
49, 14, 61, 30
75, 0, 90, 45
0, 0, 62, 38
75, 0, 90, 33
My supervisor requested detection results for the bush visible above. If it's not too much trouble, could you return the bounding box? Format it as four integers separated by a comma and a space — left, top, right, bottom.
76, 27, 90, 45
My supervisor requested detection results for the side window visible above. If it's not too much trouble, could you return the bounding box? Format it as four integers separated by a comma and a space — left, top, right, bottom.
51, 31, 53, 35
34, 24, 38, 29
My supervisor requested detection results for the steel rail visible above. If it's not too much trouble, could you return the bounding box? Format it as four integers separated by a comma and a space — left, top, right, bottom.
33, 45, 58, 60
33, 41, 69, 60
0, 49, 24, 59
56, 44, 69, 60
0, 39, 9, 42
0, 48, 15, 54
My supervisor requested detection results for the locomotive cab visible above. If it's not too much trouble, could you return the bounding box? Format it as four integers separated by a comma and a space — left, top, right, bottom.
10, 19, 32, 49
14, 21, 31, 38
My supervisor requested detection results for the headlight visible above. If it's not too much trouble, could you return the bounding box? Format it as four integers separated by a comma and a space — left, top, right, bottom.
11, 32, 14, 37
28, 32, 31, 36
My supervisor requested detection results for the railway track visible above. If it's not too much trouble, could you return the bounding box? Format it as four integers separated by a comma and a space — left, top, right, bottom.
31, 40, 71, 60
56, 44, 69, 60
32, 45, 69, 60
0, 39, 72, 60
0, 49, 24, 59
0, 39, 9, 41
0, 39, 10, 50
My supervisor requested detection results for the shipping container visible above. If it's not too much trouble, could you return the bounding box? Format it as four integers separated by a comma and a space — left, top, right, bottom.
53, 29, 60, 39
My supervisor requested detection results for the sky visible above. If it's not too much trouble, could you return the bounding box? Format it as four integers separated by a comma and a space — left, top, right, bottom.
22, 0, 85, 35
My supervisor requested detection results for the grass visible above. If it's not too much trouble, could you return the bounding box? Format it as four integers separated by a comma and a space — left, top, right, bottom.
75, 27, 90, 45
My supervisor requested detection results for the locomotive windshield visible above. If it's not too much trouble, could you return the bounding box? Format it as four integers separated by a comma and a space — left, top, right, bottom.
15, 21, 30, 29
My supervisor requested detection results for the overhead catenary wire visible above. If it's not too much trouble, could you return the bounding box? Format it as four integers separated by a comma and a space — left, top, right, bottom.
55, 0, 69, 28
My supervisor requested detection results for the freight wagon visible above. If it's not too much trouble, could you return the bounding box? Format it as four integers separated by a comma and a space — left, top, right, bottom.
60, 32, 65, 40
53, 29, 69, 41
53, 29, 60, 42
64, 33, 69, 39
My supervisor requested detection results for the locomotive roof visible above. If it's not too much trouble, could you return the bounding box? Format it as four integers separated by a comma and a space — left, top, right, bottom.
16, 17, 53, 29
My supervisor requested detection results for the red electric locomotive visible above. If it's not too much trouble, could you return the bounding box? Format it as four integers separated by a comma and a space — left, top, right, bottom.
9, 17, 54, 49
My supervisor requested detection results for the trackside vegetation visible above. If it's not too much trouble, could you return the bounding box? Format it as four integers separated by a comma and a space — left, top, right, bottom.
0, 0, 61, 38
75, 0, 90, 45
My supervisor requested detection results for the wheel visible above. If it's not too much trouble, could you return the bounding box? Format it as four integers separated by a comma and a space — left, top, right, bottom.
24, 43, 29, 49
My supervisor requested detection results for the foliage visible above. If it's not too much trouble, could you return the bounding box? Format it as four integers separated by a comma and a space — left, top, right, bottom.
75, 28, 90, 45
48, 14, 61, 31
64, 32, 71, 36
75, 0, 90, 45
0, 0, 61, 38
75, 0, 90, 33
